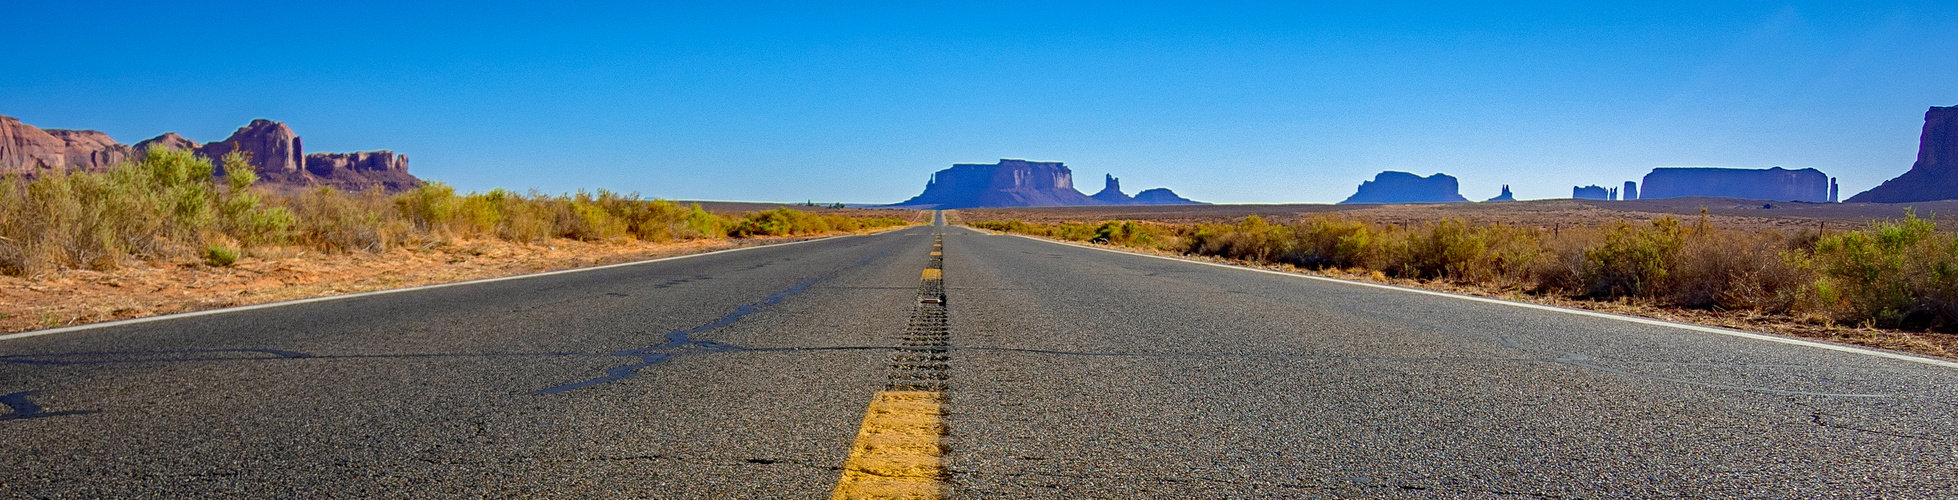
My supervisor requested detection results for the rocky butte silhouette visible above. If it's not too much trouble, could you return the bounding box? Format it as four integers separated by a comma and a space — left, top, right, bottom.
0, 115, 420, 191
892, 159, 1199, 208
1485, 185, 1516, 202
1640, 167, 1831, 202
1130, 187, 1201, 205
1573, 185, 1614, 200
1849, 105, 1958, 203
1339, 171, 1468, 204
1090, 174, 1133, 204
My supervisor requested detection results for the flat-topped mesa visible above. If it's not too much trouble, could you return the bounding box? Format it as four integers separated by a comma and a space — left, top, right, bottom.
1340, 171, 1469, 204
1573, 185, 1610, 200
300, 151, 418, 191
895, 158, 1100, 208
1849, 105, 1958, 203
1641, 167, 1830, 202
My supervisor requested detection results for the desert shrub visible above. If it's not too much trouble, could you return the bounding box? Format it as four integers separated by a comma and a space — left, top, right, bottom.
730, 208, 801, 237
1280, 216, 1376, 269
1093, 221, 1161, 246
0, 156, 915, 276
684, 204, 728, 238
0, 148, 277, 273
1395, 219, 1488, 280
1809, 211, 1958, 329
397, 182, 463, 234
287, 186, 405, 252
205, 245, 240, 267
214, 153, 294, 246
1661, 225, 1808, 311
1185, 216, 1290, 261
1579, 219, 1685, 298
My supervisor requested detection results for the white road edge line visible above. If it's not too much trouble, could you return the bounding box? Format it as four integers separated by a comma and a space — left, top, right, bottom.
1012, 234, 1958, 370
0, 234, 869, 343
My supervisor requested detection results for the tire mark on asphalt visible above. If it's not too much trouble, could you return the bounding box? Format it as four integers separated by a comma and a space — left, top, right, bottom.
535, 244, 901, 395
534, 278, 820, 395
0, 390, 96, 421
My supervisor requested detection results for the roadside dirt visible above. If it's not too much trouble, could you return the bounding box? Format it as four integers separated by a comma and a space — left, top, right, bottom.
0, 231, 894, 336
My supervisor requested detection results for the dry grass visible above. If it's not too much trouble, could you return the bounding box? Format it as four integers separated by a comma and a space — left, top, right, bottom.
0, 149, 912, 277
0, 150, 921, 333
969, 212, 1958, 359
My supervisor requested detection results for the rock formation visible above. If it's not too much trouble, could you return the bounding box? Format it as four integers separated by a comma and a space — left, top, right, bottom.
300, 151, 419, 191
1, 116, 133, 174
894, 159, 1099, 208
199, 119, 304, 176
1573, 185, 1610, 200
1641, 167, 1830, 202
0, 114, 419, 191
1090, 174, 1133, 204
1339, 171, 1468, 204
1131, 188, 1201, 205
1623, 181, 1639, 201
1084, 173, 1203, 206
134, 132, 197, 152
892, 159, 1201, 208
1849, 106, 1958, 203
1486, 185, 1515, 202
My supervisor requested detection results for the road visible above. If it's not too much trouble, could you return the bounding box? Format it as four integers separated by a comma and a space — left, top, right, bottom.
3, 213, 1955, 498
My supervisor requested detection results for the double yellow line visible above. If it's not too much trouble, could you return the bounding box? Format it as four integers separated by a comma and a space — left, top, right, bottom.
831, 390, 947, 499
832, 238, 949, 499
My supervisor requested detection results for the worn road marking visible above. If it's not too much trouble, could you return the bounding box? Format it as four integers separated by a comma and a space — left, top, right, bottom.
836, 234, 949, 499
831, 391, 947, 500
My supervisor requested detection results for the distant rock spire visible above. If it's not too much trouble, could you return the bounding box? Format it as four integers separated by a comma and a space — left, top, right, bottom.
1485, 185, 1515, 202
1090, 173, 1134, 204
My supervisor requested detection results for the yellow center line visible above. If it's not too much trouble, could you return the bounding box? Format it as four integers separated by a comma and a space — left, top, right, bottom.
831, 391, 947, 499
920, 269, 941, 280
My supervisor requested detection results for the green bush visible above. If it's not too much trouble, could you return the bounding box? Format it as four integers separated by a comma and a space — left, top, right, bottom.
204, 245, 240, 267
1810, 211, 1958, 328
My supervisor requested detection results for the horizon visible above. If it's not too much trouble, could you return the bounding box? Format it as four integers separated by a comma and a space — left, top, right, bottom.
5, 2, 1956, 204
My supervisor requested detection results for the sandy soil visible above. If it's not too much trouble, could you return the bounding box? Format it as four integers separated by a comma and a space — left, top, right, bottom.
0, 228, 910, 336
959, 198, 1958, 232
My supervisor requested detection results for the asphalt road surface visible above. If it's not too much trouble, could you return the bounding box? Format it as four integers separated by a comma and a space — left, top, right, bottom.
3, 214, 1955, 498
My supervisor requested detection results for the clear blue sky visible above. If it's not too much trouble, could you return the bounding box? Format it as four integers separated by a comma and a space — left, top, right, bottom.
6, 2, 1955, 204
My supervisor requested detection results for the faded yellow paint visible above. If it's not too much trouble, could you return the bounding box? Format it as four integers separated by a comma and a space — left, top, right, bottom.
930, 251, 941, 257
831, 391, 947, 500
921, 269, 942, 280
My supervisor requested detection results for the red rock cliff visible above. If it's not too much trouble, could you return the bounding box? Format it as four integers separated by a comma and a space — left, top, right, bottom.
0, 115, 419, 191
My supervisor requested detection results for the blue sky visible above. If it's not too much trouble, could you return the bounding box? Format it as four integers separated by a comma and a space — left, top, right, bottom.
5, 2, 1955, 204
